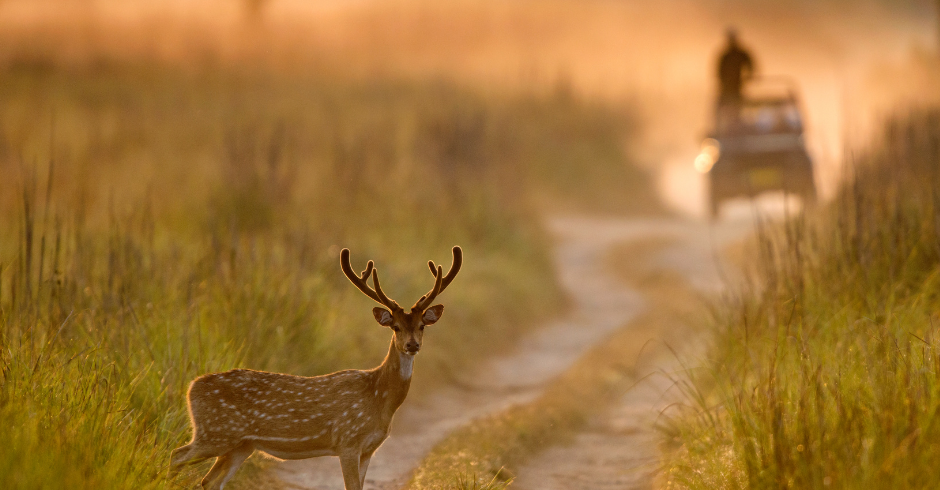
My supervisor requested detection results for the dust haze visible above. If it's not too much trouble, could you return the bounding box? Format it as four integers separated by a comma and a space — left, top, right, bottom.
2, 0, 936, 216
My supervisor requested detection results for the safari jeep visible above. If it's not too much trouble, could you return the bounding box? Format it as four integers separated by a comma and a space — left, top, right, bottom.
696, 77, 817, 217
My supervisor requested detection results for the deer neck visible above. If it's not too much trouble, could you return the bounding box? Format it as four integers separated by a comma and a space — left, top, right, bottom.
377, 338, 413, 416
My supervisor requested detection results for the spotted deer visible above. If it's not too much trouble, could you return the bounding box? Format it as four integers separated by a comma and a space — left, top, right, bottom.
169, 246, 462, 490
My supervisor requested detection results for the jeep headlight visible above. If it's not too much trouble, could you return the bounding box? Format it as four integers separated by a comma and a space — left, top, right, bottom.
694, 138, 720, 173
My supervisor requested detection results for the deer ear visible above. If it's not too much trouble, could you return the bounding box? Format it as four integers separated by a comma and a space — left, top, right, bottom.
373, 307, 394, 326
422, 305, 444, 325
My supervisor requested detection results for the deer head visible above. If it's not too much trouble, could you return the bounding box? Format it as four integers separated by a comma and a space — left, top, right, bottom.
341, 246, 462, 356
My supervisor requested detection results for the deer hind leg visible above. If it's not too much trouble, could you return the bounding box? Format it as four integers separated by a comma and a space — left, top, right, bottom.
200, 441, 253, 490
200, 453, 230, 490
169, 442, 216, 475
168, 444, 193, 475
216, 442, 254, 490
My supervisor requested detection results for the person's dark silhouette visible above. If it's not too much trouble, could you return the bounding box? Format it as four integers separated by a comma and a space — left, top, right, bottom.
717, 29, 754, 104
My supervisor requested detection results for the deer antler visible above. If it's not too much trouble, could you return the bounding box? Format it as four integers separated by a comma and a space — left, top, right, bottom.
341, 249, 401, 311
413, 246, 462, 312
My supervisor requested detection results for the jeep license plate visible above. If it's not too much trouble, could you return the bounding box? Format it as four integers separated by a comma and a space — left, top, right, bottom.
748, 168, 781, 189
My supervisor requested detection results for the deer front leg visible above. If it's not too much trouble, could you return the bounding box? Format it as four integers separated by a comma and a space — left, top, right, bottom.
359, 452, 373, 488
338, 450, 362, 490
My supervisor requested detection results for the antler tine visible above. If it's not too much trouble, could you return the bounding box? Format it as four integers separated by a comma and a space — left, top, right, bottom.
424, 247, 462, 287
413, 246, 462, 311
340, 248, 399, 310
360, 261, 374, 279
439, 246, 462, 290
370, 268, 400, 310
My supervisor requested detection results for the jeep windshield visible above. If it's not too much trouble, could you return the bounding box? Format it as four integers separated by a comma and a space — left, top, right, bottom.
716, 98, 803, 137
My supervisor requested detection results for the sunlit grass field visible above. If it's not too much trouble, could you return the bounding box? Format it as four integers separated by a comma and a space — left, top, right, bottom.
0, 61, 652, 489
663, 108, 940, 488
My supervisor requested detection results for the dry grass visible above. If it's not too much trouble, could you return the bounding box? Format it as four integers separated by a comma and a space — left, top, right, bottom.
662, 108, 940, 489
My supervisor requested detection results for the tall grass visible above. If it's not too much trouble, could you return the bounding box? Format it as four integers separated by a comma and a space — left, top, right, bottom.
0, 62, 648, 488
663, 108, 940, 488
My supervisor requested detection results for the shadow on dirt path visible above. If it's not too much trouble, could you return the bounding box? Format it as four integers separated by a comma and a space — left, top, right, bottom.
271, 214, 754, 489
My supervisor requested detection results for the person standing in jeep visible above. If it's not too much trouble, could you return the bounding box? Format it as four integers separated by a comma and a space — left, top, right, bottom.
717, 28, 755, 104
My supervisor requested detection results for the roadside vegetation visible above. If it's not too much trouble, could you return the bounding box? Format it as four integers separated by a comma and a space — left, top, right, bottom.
0, 61, 651, 489
663, 108, 940, 488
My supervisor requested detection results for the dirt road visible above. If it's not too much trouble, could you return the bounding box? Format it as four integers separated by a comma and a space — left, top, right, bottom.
271, 214, 752, 489
512, 216, 751, 489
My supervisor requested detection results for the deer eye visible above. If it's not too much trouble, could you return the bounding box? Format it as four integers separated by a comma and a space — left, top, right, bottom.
419, 325, 425, 331
391, 325, 400, 332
